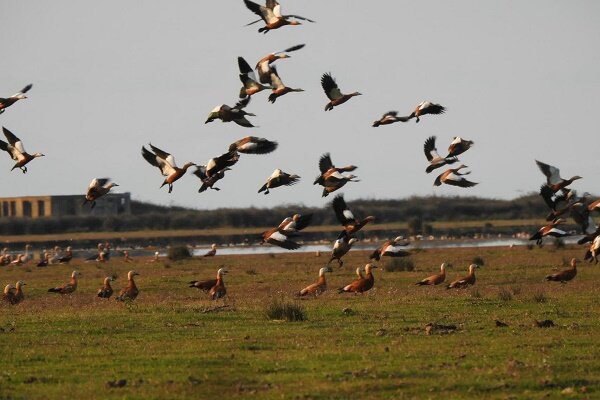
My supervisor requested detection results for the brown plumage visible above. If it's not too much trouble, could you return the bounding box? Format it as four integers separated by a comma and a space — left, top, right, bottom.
255, 44, 305, 84
261, 226, 301, 250
189, 267, 227, 295
434, 164, 478, 188
243, 0, 314, 34
115, 271, 139, 301
321, 73, 362, 111
328, 232, 358, 267
529, 218, 568, 246
2, 284, 16, 304
546, 258, 577, 283
229, 136, 278, 155
338, 264, 377, 293
0, 84, 32, 115
332, 194, 374, 235
447, 264, 478, 289
372, 111, 411, 127
238, 56, 273, 98
314, 153, 359, 197
423, 136, 458, 173
0, 127, 45, 173
416, 263, 447, 286
13, 281, 26, 304
406, 101, 446, 123
298, 266, 332, 296
535, 160, 582, 193
446, 136, 474, 158
370, 236, 410, 261
97, 277, 114, 299
278, 213, 313, 233
48, 271, 80, 294
203, 244, 217, 257
141, 144, 195, 193
267, 66, 304, 103
83, 178, 119, 209
258, 168, 300, 194
208, 268, 227, 300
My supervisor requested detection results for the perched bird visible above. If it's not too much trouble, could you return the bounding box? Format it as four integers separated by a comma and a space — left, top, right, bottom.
258, 168, 300, 194
447, 264, 478, 289
203, 244, 217, 257
370, 236, 410, 261
267, 66, 304, 103
446, 136, 474, 158
338, 264, 377, 293
0, 127, 45, 173
278, 213, 313, 233
57, 246, 73, 264
424, 136, 458, 173
115, 271, 139, 301
141, 144, 195, 193
97, 277, 114, 299
48, 271, 80, 295
205, 97, 256, 128
415, 263, 447, 286
190, 267, 228, 298
321, 73, 362, 111
535, 160, 582, 193
546, 258, 577, 283
298, 266, 333, 296
314, 153, 359, 197
261, 225, 301, 250
529, 219, 568, 246
83, 178, 119, 209
13, 281, 25, 304
355, 266, 364, 279
404, 101, 446, 123
328, 231, 358, 267
193, 165, 231, 193
209, 268, 227, 300
36, 251, 50, 267
0, 84, 32, 115
434, 165, 478, 188
229, 136, 278, 155
238, 57, 273, 98
243, 0, 314, 34
2, 284, 16, 304
372, 111, 411, 127
10, 244, 32, 266
332, 194, 374, 235
584, 235, 600, 264
255, 44, 305, 83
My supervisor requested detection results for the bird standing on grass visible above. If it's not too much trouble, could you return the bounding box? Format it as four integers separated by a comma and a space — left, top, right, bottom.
97, 277, 114, 299
447, 264, 478, 289
115, 271, 139, 301
546, 258, 577, 283
48, 271, 80, 295
338, 264, 377, 293
415, 263, 447, 286
298, 266, 332, 296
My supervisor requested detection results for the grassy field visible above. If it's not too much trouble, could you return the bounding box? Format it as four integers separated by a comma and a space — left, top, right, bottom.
0, 218, 546, 244
1, 245, 599, 399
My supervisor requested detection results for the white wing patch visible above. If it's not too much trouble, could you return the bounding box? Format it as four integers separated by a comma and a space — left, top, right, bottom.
342, 209, 355, 220
269, 230, 288, 242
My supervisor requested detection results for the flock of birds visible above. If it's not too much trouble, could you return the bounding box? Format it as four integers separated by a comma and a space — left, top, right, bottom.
0, 0, 594, 304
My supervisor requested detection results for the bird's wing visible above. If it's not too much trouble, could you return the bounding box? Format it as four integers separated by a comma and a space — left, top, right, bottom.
293, 214, 313, 231
238, 57, 259, 83
2, 127, 25, 153
535, 160, 561, 185
274, 44, 306, 54
319, 153, 334, 173
234, 96, 251, 110
192, 165, 208, 180
443, 173, 478, 188
284, 14, 315, 22
269, 66, 285, 89
332, 194, 354, 224
321, 73, 342, 100
423, 136, 439, 162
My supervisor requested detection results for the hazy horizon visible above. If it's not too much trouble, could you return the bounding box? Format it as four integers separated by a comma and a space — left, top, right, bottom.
2, 1, 599, 210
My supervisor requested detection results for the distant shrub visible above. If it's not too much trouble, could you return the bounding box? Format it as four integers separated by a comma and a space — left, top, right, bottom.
498, 288, 513, 301
472, 256, 485, 266
533, 290, 547, 303
265, 299, 306, 322
385, 258, 415, 272
167, 246, 191, 261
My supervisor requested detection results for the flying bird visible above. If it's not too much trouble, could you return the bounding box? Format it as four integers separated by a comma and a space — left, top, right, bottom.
321, 73, 362, 111
298, 266, 332, 297
0, 127, 45, 173
446, 137, 474, 158
535, 160, 582, 193
255, 44, 305, 84
332, 194, 374, 235
433, 165, 478, 188
83, 178, 119, 209
372, 111, 411, 127
261, 225, 301, 250
238, 57, 273, 98
205, 97, 257, 128
369, 236, 410, 261
423, 136, 458, 173
258, 168, 300, 194
267, 66, 304, 103
328, 231, 358, 267
584, 236, 600, 264
115, 271, 140, 302
529, 219, 569, 246
314, 153, 359, 197
447, 264, 478, 289
141, 144, 195, 193
546, 258, 577, 283
278, 213, 313, 233
243, 0, 314, 33
415, 263, 447, 286
229, 136, 278, 155
404, 101, 446, 123
193, 165, 230, 193
0, 84, 32, 115
338, 264, 377, 294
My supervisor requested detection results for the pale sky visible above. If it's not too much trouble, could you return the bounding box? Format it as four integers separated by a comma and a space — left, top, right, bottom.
2, 1, 599, 210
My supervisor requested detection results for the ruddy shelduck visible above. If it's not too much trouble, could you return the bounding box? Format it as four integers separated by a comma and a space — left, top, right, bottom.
328, 232, 357, 267
0, 127, 44, 173
84, 178, 119, 209
258, 168, 300, 194
141, 144, 195, 193
115, 271, 139, 301
243, 0, 314, 34
298, 266, 332, 296
205, 97, 256, 128
447, 264, 478, 289
229, 136, 278, 155
424, 136, 458, 173
97, 277, 114, 299
332, 194, 374, 235
529, 219, 568, 246
321, 73, 361, 111
314, 153, 359, 197
0, 84, 32, 115
416, 263, 447, 286
370, 236, 410, 261
546, 258, 577, 283
434, 164, 478, 188
338, 264, 377, 294
535, 160, 582, 193
48, 271, 80, 295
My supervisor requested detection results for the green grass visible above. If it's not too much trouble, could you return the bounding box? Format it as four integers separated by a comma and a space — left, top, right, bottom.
1, 246, 599, 399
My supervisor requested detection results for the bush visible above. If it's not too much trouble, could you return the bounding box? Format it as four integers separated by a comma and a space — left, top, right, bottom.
498, 288, 513, 301
533, 290, 547, 303
385, 257, 415, 272
265, 299, 306, 321
472, 256, 485, 266
167, 246, 191, 261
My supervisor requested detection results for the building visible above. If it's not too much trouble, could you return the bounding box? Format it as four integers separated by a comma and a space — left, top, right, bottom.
0, 193, 131, 219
